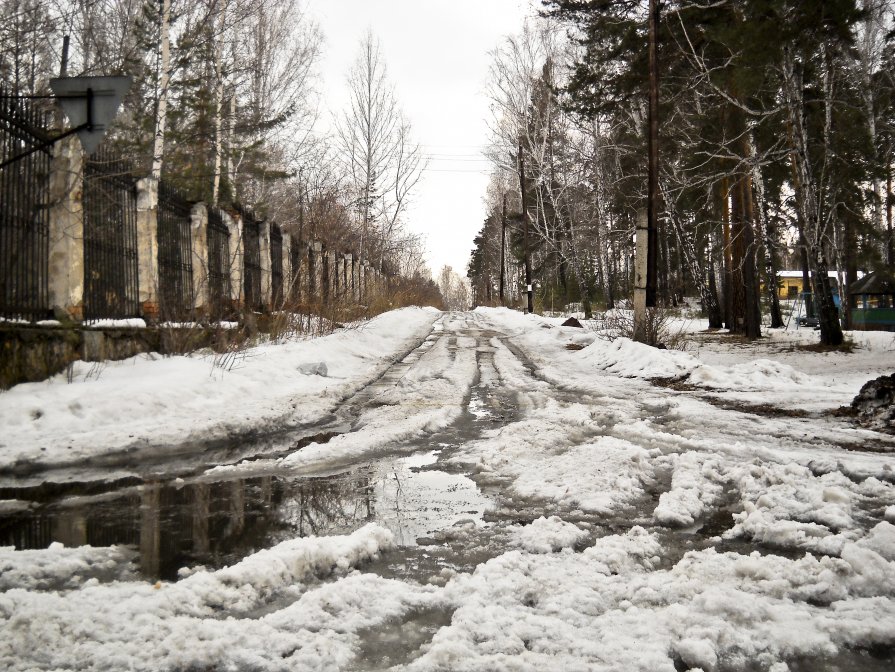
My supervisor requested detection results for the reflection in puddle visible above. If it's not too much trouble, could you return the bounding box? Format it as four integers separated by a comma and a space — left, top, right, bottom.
351, 606, 454, 671
0, 451, 492, 581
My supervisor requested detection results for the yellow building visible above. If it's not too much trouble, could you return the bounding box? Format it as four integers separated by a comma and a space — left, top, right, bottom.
775, 271, 842, 300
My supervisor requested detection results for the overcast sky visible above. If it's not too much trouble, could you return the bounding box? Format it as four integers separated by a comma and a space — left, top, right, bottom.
305, 0, 535, 279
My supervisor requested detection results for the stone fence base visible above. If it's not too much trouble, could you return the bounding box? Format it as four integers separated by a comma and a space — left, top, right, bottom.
0, 324, 237, 390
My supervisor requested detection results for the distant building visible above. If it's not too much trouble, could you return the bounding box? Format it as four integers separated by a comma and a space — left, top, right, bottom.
774, 270, 851, 300
849, 271, 895, 331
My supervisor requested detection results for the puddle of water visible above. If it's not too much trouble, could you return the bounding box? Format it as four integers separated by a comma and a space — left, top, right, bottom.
786, 646, 895, 672
350, 606, 453, 671
0, 451, 492, 581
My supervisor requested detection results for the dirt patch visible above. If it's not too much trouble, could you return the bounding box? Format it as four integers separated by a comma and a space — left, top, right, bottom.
707, 399, 812, 419
649, 377, 813, 419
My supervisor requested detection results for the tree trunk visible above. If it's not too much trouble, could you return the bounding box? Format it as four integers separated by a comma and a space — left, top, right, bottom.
665, 188, 722, 327
783, 48, 843, 345
750, 133, 784, 328
519, 145, 533, 314
499, 193, 507, 304
151, 0, 172, 181
211, 0, 229, 204
739, 172, 762, 339
721, 178, 733, 330
888, 145, 894, 265
729, 178, 747, 334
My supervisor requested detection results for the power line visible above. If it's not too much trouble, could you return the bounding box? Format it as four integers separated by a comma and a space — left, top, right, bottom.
421, 168, 491, 174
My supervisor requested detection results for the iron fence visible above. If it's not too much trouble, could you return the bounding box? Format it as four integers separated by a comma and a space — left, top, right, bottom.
242, 213, 262, 311
207, 207, 232, 320
157, 181, 193, 321
82, 149, 139, 322
270, 223, 283, 307
0, 86, 51, 322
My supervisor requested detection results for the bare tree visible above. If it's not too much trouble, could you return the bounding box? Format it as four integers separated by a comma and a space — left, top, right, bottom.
150, 0, 171, 180
438, 265, 469, 311
334, 30, 424, 271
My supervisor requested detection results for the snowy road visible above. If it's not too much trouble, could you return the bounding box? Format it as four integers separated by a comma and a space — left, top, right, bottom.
2, 309, 895, 671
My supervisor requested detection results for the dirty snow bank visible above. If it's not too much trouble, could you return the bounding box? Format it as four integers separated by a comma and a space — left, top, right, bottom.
451, 398, 656, 515
509, 516, 589, 553
0, 524, 423, 672
473, 307, 893, 413
408, 525, 895, 672
0, 307, 441, 469
0, 543, 137, 591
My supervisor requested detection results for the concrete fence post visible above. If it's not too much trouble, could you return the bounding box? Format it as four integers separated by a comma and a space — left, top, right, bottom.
326, 251, 339, 302
344, 254, 354, 302
282, 234, 293, 305
227, 212, 243, 309
633, 208, 648, 342
336, 254, 345, 299
298, 241, 309, 305
259, 220, 272, 310
310, 241, 323, 302
190, 202, 209, 314
134, 176, 159, 321
47, 135, 84, 320
360, 261, 367, 301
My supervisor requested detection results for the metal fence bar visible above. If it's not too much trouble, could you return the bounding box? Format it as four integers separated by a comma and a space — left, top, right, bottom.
0, 85, 51, 322
82, 148, 139, 322
207, 207, 231, 321
157, 181, 193, 321
270, 223, 283, 308
242, 214, 261, 311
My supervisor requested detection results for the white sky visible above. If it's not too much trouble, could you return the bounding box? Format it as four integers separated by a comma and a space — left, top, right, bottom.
305, 0, 534, 278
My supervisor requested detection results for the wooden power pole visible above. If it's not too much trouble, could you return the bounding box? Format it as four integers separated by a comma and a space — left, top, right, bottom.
647, 0, 659, 308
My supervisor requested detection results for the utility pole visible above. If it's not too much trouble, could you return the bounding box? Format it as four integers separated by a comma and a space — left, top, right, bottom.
635, 0, 660, 341
647, 0, 659, 308
499, 192, 507, 304
519, 143, 533, 314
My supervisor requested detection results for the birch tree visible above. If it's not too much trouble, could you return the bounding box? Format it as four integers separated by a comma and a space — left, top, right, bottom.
334, 30, 423, 271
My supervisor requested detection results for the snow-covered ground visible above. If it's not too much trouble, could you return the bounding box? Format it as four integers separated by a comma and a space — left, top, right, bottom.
1, 307, 894, 671
0, 307, 441, 472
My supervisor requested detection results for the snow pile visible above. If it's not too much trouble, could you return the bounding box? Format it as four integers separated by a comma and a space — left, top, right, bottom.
0, 543, 137, 591
510, 516, 588, 554
474, 308, 880, 413
0, 307, 440, 469
687, 357, 813, 390
654, 451, 730, 527
453, 400, 655, 515
578, 336, 700, 379
576, 337, 818, 396
408, 527, 895, 671
0, 524, 414, 672
724, 461, 865, 555
857, 521, 895, 561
